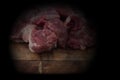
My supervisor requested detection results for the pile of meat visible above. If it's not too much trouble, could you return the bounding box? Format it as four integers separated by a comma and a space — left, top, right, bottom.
10, 6, 96, 53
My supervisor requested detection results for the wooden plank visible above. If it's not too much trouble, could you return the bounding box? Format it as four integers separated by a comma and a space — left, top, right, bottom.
40, 48, 95, 61
41, 61, 88, 74
14, 60, 90, 74
14, 60, 41, 74
10, 43, 41, 60
10, 43, 96, 74
10, 43, 95, 61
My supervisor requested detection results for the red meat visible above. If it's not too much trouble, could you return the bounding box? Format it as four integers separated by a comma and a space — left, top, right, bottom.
10, 6, 96, 53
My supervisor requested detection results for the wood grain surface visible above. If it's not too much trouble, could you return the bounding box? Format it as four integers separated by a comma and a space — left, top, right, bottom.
10, 42, 95, 74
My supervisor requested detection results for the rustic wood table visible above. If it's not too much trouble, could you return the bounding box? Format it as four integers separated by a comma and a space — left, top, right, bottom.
10, 42, 95, 74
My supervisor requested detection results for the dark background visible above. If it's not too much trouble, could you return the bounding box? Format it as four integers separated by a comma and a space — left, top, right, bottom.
0, 0, 110, 79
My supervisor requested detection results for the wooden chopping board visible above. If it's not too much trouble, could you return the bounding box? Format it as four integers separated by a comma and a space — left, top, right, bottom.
10, 42, 96, 74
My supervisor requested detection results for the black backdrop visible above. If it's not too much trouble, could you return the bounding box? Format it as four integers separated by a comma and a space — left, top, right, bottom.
0, 0, 107, 79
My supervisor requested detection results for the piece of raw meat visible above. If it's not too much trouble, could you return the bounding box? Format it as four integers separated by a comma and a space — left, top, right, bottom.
29, 28, 57, 53
44, 18, 68, 48
10, 6, 96, 53
65, 16, 96, 49
22, 24, 36, 42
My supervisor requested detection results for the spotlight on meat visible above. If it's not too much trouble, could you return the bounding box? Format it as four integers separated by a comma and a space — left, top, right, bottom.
10, 6, 96, 53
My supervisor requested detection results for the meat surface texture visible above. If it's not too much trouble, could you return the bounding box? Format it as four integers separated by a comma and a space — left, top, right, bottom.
10, 6, 96, 53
